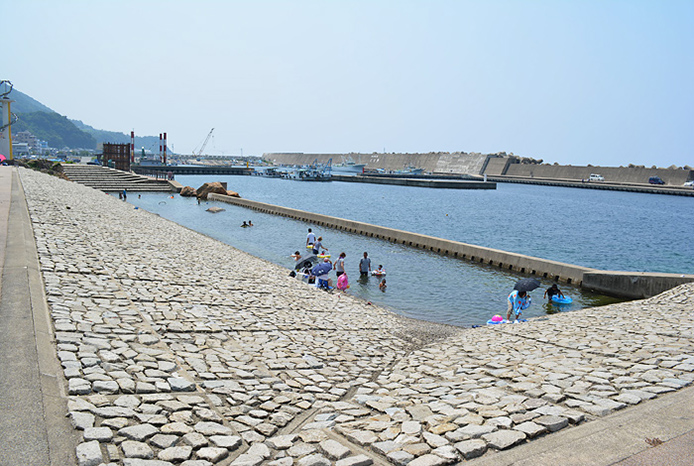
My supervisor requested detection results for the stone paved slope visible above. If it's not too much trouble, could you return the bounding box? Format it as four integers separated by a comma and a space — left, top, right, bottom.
18, 167, 694, 466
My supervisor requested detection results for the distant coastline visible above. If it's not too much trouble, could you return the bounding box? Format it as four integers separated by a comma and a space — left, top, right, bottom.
265, 152, 694, 190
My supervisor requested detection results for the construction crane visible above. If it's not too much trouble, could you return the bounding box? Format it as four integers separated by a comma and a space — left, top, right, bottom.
193, 128, 214, 157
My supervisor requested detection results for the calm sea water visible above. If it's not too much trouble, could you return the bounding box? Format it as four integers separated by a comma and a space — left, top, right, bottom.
129, 175, 693, 327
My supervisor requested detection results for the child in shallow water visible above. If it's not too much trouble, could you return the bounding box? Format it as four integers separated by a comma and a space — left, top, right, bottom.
379, 279, 387, 291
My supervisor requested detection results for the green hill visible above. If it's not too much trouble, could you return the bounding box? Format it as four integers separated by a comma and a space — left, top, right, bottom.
6, 88, 55, 114
12, 112, 96, 149
8, 87, 165, 151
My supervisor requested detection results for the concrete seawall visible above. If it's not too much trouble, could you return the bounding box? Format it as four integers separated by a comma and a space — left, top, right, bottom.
209, 193, 694, 297
332, 174, 495, 189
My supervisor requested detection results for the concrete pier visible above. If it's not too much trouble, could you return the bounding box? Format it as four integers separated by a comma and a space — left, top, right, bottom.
332, 174, 496, 189
209, 193, 694, 297
4, 166, 694, 466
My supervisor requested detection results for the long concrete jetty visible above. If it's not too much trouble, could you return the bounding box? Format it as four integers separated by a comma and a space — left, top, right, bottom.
5, 166, 694, 466
209, 193, 694, 298
331, 174, 496, 189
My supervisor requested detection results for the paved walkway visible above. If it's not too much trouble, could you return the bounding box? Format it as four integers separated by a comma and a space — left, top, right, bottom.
1, 165, 693, 465
0, 166, 77, 466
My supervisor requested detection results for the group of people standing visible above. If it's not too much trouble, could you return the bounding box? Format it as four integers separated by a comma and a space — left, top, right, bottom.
296, 228, 386, 292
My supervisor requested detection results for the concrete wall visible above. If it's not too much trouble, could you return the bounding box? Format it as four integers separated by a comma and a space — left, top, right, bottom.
209, 193, 694, 298
434, 153, 488, 175
583, 271, 694, 299
483, 157, 511, 176
264, 153, 694, 185
331, 175, 495, 189
209, 193, 593, 285
264, 152, 491, 175
503, 163, 693, 185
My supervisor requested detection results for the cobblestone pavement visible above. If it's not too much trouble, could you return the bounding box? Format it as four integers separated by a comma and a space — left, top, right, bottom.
19, 168, 694, 466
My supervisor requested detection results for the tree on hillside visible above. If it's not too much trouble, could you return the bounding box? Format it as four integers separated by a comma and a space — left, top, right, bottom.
13, 112, 96, 149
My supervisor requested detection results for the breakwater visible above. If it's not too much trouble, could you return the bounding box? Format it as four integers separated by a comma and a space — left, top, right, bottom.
487, 175, 694, 197
209, 193, 694, 298
132, 165, 253, 176
331, 174, 495, 189
266, 152, 694, 192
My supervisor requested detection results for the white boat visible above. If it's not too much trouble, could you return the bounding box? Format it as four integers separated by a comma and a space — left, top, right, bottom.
333, 156, 365, 174
288, 158, 332, 181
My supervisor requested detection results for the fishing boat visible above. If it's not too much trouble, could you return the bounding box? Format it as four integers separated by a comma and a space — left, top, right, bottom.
261, 167, 285, 178
333, 156, 366, 174
289, 158, 332, 181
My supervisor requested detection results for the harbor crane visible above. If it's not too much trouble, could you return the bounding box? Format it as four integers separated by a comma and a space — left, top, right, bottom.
193, 128, 214, 157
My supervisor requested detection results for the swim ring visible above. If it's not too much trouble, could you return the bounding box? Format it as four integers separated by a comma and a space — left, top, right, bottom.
317, 253, 331, 259
371, 270, 386, 276
551, 295, 573, 304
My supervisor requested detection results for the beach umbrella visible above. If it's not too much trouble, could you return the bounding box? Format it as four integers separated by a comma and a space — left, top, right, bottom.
295, 256, 318, 271
311, 262, 332, 277
514, 277, 541, 292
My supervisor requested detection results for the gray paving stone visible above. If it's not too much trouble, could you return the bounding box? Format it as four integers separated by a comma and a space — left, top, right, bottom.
150, 434, 180, 449
298, 453, 332, 466
83, 426, 113, 442
229, 453, 264, 466
70, 411, 96, 430
119, 424, 159, 441
406, 453, 449, 466
196, 447, 229, 462
513, 421, 547, 438
482, 430, 527, 450
76, 440, 103, 466
386, 450, 414, 466
158, 446, 193, 462
194, 421, 232, 436
121, 440, 155, 459
266, 433, 297, 449
209, 435, 243, 450
123, 459, 175, 466
336, 455, 374, 466
534, 415, 569, 432
454, 438, 487, 459
247, 442, 272, 458
319, 438, 351, 460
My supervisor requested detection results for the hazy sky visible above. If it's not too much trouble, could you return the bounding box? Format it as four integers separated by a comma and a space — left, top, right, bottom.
5, 1, 693, 166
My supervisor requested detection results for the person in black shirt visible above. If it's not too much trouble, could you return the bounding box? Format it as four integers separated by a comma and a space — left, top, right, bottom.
544, 284, 565, 302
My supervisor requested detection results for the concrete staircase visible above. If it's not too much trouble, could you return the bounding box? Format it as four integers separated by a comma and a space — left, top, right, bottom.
61, 164, 177, 192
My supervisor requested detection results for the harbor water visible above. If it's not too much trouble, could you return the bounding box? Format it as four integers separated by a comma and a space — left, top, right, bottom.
129, 175, 694, 327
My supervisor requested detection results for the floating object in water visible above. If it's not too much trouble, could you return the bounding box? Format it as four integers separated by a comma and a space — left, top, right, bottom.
317, 253, 331, 259
551, 295, 573, 304
158, 201, 166, 205
206, 207, 225, 213
371, 270, 386, 276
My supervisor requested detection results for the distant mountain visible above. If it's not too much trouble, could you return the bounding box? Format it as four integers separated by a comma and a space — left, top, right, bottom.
8, 87, 165, 151
71, 120, 164, 152
12, 112, 96, 149
7, 88, 55, 114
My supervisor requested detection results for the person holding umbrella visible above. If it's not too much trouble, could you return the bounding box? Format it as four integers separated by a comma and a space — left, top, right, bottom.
311, 257, 334, 290
507, 278, 540, 321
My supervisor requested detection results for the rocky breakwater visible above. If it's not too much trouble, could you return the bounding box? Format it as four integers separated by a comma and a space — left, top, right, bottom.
18, 166, 694, 466
180, 181, 240, 199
